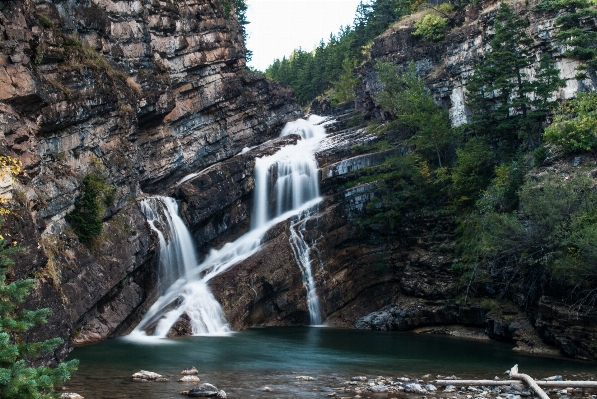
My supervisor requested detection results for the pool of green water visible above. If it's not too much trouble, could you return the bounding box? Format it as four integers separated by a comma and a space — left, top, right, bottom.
64, 327, 597, 399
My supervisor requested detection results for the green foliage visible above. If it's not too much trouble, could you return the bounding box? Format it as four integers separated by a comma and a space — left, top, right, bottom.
376, 61, 452, 167
37, 14, 53, 28
265, 0, 413, 105
67, 173, 117, 243
466, 2, 564, 149
536, 0, 597, 78
544, 92, 597, 153
451, 137, 494, 205
458, 173, 597, 307
331, 58, 359, 105
221, 0, 251, 62
0, 239, 78, 398
413, 14, 449, 41
533, 145, 549, 166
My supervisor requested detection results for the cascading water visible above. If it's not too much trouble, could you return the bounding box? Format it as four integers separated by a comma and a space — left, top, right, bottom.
289, 207, 323, 325
129, 116, 328, 340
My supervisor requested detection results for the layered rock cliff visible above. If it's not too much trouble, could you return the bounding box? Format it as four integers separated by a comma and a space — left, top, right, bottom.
0, 0, 300, 361
355, 0, 595, 124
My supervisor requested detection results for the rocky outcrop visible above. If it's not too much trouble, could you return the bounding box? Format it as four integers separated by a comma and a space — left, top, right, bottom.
355, 0, 595, 124
0, 0, 300, 359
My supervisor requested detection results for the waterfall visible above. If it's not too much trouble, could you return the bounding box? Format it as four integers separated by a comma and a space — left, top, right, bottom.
129, 116, 328, 340
289, 207, 323, 325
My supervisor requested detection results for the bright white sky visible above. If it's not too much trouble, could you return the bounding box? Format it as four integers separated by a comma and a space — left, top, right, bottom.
246, 0, 362, 71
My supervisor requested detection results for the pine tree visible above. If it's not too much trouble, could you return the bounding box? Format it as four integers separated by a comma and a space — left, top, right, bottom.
536, 0, 597, 84
467, 2, 537, 147
0, 239, 78, 398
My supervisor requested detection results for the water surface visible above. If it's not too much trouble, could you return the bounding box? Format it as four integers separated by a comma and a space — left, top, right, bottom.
65, 327, 597, 399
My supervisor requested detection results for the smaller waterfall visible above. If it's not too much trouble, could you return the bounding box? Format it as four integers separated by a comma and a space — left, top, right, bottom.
289, 207, 323, 325
129, 196, 230, 340
141, 197, 197, 292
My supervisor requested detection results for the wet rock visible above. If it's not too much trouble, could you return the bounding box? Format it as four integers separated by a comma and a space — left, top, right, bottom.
188, 383, 219, 397
261, 386, 273, 392
181, 366, 199, 375
167, 313, 194, 337
217, 390, 227, 398
132, 370, 164, 381
426, 384, 438, 391
296, 376, 315, 381
404, 382, 427, 394
61, 394, 84, 399
543, 376, 563, 381
352, 376, 368, 382
444, 385, 457, 393
179, 376, 201, 382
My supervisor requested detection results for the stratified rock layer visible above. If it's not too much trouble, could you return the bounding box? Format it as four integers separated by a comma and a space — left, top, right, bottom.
0, 0, 301, 360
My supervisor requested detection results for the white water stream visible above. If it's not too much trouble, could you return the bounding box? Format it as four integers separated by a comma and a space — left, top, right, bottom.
129, 116, 327, 340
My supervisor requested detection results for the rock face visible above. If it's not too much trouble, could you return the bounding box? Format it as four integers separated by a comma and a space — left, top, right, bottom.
0, 0, 300, 361
355, 0, 595, 125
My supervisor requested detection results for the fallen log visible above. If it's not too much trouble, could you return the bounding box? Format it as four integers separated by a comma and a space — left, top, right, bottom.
510, 364, 550, 399
434, 380, 597, 388
435, 363, 597, 396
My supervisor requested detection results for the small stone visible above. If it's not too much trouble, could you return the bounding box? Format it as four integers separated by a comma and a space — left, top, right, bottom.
179, 376, 201, 383
181, 366, 199, 375
352, 376, 368, 382
296, 376, 314, 381
446, 376, 458, 380
61, 394, 84, 399
262, 387, 273, 392
217, 390, 227, 398
155, 377, 170, 382
544, 376, 563, 382
370, 386, 389, 393
180, 391, 190, 396
444, 385, 457, 393
426, 384, 438, 391
328, 393, 337, 397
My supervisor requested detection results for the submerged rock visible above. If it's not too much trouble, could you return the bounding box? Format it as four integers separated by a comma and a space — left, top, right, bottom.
179, 376, 201, 382
296, 376, 315, 381
188, 383, 219, 397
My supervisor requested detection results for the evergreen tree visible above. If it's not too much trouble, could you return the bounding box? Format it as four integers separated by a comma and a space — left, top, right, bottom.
0, 239, 78, 398
536, 0, 597, 83
467, 2, 564, 149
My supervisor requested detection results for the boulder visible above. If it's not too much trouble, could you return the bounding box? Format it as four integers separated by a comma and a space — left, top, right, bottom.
188, 383, 219, 397
132, 370, 165, 381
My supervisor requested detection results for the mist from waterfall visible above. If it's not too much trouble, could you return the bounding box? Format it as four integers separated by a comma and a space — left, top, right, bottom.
128, 116, 327, 341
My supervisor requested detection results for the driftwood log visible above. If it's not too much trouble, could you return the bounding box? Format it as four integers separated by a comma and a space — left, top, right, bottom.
434, 364, 597, 399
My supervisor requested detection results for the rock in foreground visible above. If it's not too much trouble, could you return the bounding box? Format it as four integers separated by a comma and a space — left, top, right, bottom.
188, 383, 219, 397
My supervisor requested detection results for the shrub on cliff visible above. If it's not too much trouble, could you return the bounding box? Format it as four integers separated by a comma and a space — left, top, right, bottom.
67, 173, 116, 243
0, 239, 78, 398
413, 14, 449, 41
544, 92, 597, 153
